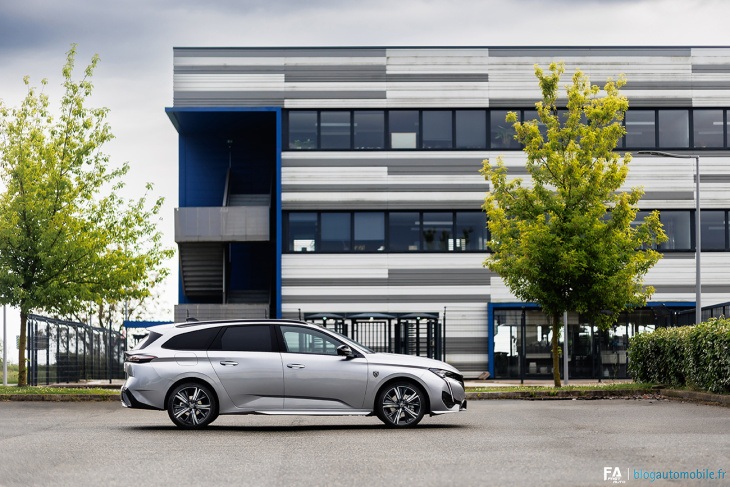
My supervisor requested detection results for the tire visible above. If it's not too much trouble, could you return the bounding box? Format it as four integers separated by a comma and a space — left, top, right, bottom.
375, 381, 427, 428
167, 382, 218, 429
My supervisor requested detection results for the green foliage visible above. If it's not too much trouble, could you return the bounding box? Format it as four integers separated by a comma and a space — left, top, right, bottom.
481, 62, 666, 386
628, 319, 730, 394
0, 385, 117, 395
0, 364, 20, 384
0, 45, 174, 385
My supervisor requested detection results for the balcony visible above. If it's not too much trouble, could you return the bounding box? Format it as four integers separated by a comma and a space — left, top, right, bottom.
175, 204, 269, 243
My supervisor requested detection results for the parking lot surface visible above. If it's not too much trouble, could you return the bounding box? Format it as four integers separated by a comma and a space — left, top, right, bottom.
0, 399, 728, 486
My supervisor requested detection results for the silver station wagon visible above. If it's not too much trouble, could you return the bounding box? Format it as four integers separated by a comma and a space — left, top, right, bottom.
121, 319, 466, 428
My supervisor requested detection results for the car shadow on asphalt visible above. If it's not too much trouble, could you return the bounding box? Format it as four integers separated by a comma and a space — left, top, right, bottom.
121, 423, 467, 433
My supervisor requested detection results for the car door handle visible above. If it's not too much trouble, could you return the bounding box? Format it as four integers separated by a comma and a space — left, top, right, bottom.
219, 361, 239, 366
287, 363, 305, 369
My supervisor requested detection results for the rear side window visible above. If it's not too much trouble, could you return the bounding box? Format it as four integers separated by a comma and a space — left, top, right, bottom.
162, 328, 220, 351
211, 325, 273, 352
134, 331, 162, 350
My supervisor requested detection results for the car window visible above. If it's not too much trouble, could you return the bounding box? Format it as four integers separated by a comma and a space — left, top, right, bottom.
214, 325, 273, 352
281, 326, 341, 355
161, 328, 219, 351
134, 331, 162, 350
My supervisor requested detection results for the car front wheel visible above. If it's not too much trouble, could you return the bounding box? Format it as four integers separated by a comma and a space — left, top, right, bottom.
375, 381, 426, 428
167, 382, 218, 429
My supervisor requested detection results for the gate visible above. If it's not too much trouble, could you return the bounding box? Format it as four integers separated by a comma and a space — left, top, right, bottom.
26, 314, 126, 386
308, 312, 443, 360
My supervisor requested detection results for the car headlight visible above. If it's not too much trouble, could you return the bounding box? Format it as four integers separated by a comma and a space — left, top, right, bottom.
429, 368, 463, 382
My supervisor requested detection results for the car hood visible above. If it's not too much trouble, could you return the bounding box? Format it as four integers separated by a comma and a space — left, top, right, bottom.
364, 353, 460, 373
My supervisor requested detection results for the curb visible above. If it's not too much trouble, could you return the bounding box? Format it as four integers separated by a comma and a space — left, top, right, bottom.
0, 394, 120, 402
466, 389, 652, 401
466, 388, 730, 407
658, 389, 730, 407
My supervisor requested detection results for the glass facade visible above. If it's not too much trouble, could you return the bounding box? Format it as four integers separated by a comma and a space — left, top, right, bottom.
285, 209, 729, 253
320, 111, 350, 149
354, 111, 384, 149
493, 307, 677, 380
285, 211, 487, 253
287, 108, 730, 151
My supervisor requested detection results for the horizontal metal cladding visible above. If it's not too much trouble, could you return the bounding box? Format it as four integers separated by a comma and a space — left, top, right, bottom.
699, 174, 730, 183
281, 155, 485, 176
282, 294, 490, 304
487, 47, 693, 57
693, 64, 730, 73
281, 200, 483, 210
641, 191, 694, 201
489, 97, 697, 108
653, 284, 730, 294
282, 268, 494, 287
621, 81, 730, 90
174, 90, 386, 104
281, 183, 488, 193
174, 48, 387, 58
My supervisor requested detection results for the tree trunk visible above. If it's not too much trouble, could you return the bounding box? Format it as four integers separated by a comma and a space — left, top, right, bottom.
18, 310, 27, 387
552, 312, 561, 388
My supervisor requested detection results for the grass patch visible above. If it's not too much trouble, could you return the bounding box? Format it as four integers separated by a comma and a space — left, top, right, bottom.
466, 383, 655, 393
0, 363, 19, 384
0, 386, 118, 395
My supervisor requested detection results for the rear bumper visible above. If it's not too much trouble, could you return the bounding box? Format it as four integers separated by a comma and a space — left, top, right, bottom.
120, 386, 162, 411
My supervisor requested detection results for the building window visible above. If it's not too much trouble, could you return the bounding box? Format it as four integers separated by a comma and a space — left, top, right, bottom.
289, 111, 318, 150
288, 213, 317, 252
693, 110, 724, 148
389, 111, 419, 149
455, 110, 487, 149
320, 111, 351, 149
422, 110, 453, 149
490, 110, 520, 149
625, 110, 656, 148
321, 213, 351, 252
659, 210, 691, 251
455, 212, 488, 251
422, 212, 453, 251
389, 212, 421, 251
354, 111, 384, 149
658, 110, 689, 148
701, 210, 726, 250
286, 108, 730, 152
353, 212, 385, 251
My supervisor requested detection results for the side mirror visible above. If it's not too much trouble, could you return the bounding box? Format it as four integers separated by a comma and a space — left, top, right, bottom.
337, 345, 354, 358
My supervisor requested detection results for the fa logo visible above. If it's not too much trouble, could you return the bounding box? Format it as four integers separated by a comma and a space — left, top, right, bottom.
604, 467, 623, 483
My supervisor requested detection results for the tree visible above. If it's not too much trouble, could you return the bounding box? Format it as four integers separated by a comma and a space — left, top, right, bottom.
0, 45, 174, 386
481, 62, 666, 387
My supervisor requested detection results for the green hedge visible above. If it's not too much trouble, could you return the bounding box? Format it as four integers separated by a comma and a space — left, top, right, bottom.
628, 318, 730, 394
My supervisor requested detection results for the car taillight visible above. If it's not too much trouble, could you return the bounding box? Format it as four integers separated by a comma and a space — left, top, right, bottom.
125, 354, 157, 364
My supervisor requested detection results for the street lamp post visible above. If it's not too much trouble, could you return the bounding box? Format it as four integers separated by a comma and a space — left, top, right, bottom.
637, 151, 701, 326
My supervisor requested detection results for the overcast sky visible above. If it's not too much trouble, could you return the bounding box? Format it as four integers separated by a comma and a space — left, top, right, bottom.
1, 0, 729, 364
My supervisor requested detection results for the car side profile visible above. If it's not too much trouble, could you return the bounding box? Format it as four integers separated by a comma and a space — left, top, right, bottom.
121, 319, 466, 428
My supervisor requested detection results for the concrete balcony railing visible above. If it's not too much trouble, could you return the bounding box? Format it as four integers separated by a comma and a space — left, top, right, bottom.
175, 206, 269, 243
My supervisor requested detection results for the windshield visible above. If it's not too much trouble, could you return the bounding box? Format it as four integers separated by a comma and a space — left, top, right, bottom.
325, 328, 374, 354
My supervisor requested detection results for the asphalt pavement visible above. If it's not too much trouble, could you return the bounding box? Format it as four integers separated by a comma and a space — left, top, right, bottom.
0, 399, 728, 486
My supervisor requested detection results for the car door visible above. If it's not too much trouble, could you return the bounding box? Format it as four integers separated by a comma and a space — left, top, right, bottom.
207, 324, 284, 410
279, 325, 369, 410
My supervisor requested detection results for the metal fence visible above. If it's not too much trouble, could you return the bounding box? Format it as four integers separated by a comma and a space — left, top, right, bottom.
305, 313, 445, 361
26, 314, 126, 386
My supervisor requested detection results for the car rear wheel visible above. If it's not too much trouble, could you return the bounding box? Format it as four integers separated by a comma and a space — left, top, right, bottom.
375, 381, 426, 428
167, 382, 218, 429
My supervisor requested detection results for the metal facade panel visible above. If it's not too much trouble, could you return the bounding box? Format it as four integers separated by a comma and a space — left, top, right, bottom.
175, 206, 270, 242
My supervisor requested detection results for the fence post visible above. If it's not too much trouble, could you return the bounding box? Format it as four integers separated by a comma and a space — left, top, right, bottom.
108, 317, 112, 384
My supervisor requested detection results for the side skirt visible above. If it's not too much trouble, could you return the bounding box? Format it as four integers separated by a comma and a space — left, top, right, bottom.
249, 409, 373, 416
